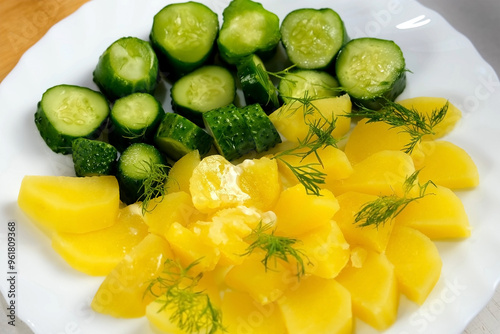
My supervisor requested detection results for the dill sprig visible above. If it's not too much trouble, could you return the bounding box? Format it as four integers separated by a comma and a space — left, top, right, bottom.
354, 170, 435, 228
253, 60, 280, 107
138, 159, 170, 214
242, 221, 311, 279
349, 100, 449, 154
273, 93, 339, 196
145, 259, 224, 334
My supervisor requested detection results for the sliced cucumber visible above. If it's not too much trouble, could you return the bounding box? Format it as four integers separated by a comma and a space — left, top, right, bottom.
35, 84, 110, 154
278, 69, 340, 104
154, 112, 213, 161
217, 0, 280, 64
171, 65, 236, 126
240, 104, 281, 153
336, 37, 406, 110
72, 138, 118, 177
281, 8, 348, 70
93, 36, 159, 101
203, 104, 255, 161
237, 54, 279, 111
150, 2, 219, 78
109, 92, 164, 151
116, 143, 167, 204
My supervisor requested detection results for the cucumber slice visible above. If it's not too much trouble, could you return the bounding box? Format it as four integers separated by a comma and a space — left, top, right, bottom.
72, 138, 118, 177
116, 143, 167, 204
278, 69, 340, 104
281, 8, 348, 70
109, 92, 164, 151
336, 37, 407, 110
93, 37, 159, 101
237, 54, 279, 111
203, 104, 256, 161
217, 0, 280, 64
171, 65, 236, 126
35, 84, 110, 154
154, 112, 213, 161
240, 104, 281, 153
150, 2, 219, 78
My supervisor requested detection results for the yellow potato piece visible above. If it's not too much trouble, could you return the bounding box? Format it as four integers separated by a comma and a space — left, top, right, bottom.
51, 203, 149, 276
18, 175, 120, 234
397, 96, 462, 140
269, 94, 352, 143
336, 247, 399, 330
396, 185, 471, 239
413, 140, 479, 189
143, 191, 201, 236
221, 290, 287, 334
331, 150, 416, 197
385, 225, 442, 305
224, 252, 293, 305
190, 155, 250, 213
165, 149, 201, 194
278, 276, 352, 334
276, 145, 353, 189
334, 191, 394, 253
344, 119, 413, 165
238, 157, 281, 211
273, 184, 339, 237
300, 220, 350, 279
91, 233, 173, 318
165, 222, 220, 273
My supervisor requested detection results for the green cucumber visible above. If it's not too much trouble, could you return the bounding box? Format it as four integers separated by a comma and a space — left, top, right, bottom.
217, 0, 280, 64
116, 143, 167, 204
203, 104, 255, 161
237, 54, 279, 111
150, 2, 219, 78
93, 36, 159, 101
154, 112, 213, 161
72, 138, 118, 177
240, 104, 281, 153
109, 92, 164, 151
336, 37, 406, 110
278, 69, 340, 104
171, 65, 236, 126
34, 84, 110, 154
281, 8, 348, 70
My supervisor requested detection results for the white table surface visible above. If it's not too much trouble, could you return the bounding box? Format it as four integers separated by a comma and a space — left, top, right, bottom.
1, 0, 499, 333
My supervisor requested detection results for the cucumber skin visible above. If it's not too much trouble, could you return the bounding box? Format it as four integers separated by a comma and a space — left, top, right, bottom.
237, 54, 279, 112
217, 0, 281, 65
150, 3, 219, 79
93, 37, 159, 101
240, 104, 281, 153
154, 113, 213, 161
109, 93, 165, 152
336, 38, 407, 110
281, 8, 349, 71
72, 138, 118, 177
116, 143, 167, 205
203, 105, 256, 161
34, 86, 110, 155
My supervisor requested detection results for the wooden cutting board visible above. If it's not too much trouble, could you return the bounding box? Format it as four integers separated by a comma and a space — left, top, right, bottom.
0, 0, 90, 82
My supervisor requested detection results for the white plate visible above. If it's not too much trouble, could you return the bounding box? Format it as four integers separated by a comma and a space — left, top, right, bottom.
1, 0, 499, 333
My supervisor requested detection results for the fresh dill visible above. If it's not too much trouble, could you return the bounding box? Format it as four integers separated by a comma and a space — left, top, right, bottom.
354, 170, 436, 228
242, 221, 311, 279
144, 259, 224, 334
253, 60, 280, 107
349, 100, 449, 154
272, 93, 339, 196
138, 159, 170, 215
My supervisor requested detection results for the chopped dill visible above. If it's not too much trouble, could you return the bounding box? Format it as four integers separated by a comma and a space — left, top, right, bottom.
138, 159, 170, 215
242, 221, 312, 279
354, 170, 436, 228
144, 259, 225, 334
348, 100, 449, 154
